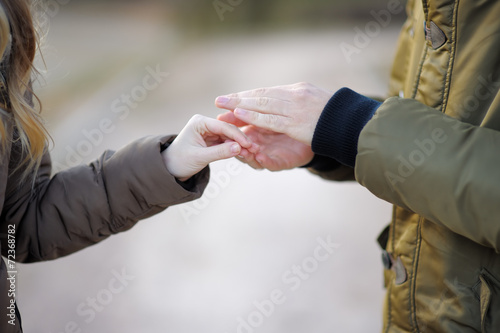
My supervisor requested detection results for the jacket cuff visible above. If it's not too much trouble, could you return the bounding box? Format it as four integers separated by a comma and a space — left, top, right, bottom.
312, 87, 381, 168
300, 154, 341, 172
100, 135, 209, 231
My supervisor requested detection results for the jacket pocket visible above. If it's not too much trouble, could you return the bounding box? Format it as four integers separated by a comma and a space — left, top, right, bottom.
475, 268, 500, 332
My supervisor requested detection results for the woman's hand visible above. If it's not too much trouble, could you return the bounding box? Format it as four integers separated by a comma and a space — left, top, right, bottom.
215, 82, 332, 146
162, 115, 258, 182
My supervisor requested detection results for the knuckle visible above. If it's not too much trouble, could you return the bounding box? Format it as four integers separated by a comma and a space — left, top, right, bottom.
191, 114, 204, 122
293, 82, 314, 99
294, 82, 311, 90
266, 114, 285, 132
296, 88, 310, 98
268, 114, 279, 124
226, 93, 240, 104
256, 97, 269, 107
252, 88, 267, 97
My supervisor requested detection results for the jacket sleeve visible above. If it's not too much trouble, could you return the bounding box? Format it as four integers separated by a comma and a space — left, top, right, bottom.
306, 163, 356, 181
0, 135, 209, 263
301, 153, 354, 181
355, 97, 500, 251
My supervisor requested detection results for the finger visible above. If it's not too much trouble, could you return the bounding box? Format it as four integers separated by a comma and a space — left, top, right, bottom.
223, 139, 259, 154
241, 125, 276, 145
201, 116, 254, 149
216, 95, 288, 115
215, 84, 295, 109
237, 148, 251, 159
217, 111, 248, 127
253, 152, 274, 170
233, 108, 287, 135
199, 142, 242, 164
235, 150, 264, 170
237, 154, 263, 170
215, 84, 299, 114
239, 148, 252, 157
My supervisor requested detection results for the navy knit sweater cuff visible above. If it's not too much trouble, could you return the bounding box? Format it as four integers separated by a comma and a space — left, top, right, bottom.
312, 88, 381, 168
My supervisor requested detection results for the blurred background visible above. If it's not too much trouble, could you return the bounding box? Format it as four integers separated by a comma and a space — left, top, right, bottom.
18, 0, 406, 332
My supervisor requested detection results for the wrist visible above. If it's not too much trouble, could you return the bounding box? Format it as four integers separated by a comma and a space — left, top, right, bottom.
161, 145, 189, 181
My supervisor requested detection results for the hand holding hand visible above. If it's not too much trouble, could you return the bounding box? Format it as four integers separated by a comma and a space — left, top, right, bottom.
162, 115, 257, 181
217, 112, 314, 171
215, 82, 332, 146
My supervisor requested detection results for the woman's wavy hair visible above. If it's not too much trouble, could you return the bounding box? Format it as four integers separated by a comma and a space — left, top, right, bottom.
0, 0, 47, 179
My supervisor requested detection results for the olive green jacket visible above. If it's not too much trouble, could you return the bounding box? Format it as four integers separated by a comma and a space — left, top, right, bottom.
313, 0, 500, 331
0, 126, 209, 332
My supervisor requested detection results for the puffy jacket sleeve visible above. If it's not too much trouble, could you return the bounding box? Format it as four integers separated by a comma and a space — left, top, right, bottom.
0, 135, 209, 262
355, 97, 500, 251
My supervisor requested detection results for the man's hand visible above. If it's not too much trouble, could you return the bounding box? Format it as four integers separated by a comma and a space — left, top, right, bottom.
215, 82, 332, 145
162, 115, 258, 181
218, 112, 314, 171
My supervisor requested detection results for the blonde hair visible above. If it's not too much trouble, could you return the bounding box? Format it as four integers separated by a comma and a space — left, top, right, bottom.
0, 0, 47, 179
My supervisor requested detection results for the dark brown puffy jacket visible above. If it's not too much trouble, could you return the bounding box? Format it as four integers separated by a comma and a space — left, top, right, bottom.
0, 119, 209, 332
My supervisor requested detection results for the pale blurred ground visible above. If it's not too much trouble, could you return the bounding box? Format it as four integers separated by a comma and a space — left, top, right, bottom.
16, 1, 404, 332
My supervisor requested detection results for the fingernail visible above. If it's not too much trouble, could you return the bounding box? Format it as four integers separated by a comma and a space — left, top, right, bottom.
216, 96, 230, 105
235, 108, 247, 116
231, 143, 240, 154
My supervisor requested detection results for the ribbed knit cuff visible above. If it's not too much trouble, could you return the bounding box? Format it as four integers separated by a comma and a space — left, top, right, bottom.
312, 88, 381, 168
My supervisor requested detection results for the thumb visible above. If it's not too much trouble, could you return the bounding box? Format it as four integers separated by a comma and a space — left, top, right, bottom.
198, 142, 241, 164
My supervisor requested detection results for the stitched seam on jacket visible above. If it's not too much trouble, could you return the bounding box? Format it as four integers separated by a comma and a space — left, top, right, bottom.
440, 0, 460, 113
385, 281, 393, 333
421, 0, 429, 20
410, 216, 424, 332
385, 206, 398, 331
391, 206, 398, 254
411, 46, 429, 100
386, 207, 398, 332
412, 0, 430, 100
